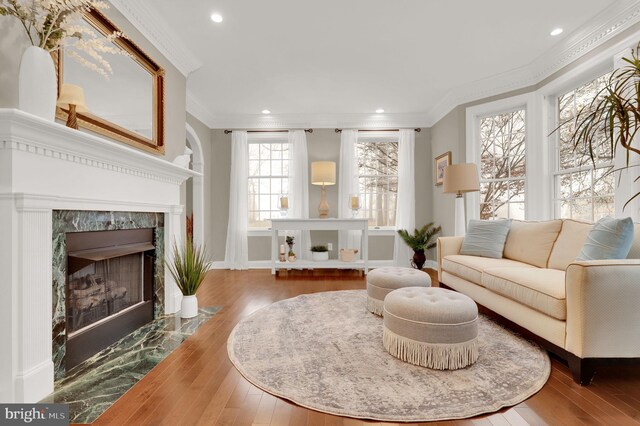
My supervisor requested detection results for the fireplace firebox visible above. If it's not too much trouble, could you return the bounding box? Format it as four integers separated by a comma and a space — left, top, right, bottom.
65, 228, 155, 370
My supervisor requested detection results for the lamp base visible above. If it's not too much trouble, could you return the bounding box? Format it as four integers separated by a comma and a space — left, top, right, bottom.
318, 185, 329, 218
454, 194, 466, 236
66, 104, 78, 130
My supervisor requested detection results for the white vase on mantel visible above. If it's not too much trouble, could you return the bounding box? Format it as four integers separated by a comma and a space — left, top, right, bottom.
18, 46, 57, 121
181, 295, 199, 319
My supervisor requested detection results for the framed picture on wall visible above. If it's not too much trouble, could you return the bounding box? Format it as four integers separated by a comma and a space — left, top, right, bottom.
434, 151, 452, 186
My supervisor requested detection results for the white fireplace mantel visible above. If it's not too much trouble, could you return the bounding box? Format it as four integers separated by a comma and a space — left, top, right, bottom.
0, 109, 198, 403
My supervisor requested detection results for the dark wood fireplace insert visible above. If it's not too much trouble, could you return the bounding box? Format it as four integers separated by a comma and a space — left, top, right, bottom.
65, 228, 155, 370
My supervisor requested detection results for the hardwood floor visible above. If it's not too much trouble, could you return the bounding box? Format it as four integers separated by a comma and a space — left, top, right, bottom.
92, 269, 640, 426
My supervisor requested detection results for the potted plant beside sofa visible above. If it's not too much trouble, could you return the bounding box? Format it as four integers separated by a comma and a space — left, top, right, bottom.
167, 238, 211, 318
311, 245, 329, 261
397, 223, 441, 270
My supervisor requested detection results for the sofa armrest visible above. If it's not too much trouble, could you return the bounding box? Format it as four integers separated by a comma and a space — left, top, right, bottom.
565, 259, 640, 358
437, 237, 464, 283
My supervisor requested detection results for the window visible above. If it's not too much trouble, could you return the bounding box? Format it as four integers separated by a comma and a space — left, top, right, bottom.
555, 73, 615, 222
248, 140, 289, 228
479, 109, 527, 220
356, 139, 398, 227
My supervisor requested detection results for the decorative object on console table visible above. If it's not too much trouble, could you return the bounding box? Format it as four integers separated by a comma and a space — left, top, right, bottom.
311, 245, 329, 261
167, 238, 211, 319
56, 84, 88, 129
340, 248, 359, 262
349, 193, 360, 218
279, 244, 286, 262
286, 236, 296, 262
311, 161, 336, 218
434, 151, 452, 186
397, 223, 441, 270
279, 194, 289, 217
443, 163, 480, 236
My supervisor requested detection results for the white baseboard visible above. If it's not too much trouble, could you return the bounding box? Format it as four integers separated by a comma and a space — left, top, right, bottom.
208, 259, 436, 271
14, 359, 54, 403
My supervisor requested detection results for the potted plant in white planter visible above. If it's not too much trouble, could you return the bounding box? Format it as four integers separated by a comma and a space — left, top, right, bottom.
167, 237, 211, 319
311, 245, 329, 261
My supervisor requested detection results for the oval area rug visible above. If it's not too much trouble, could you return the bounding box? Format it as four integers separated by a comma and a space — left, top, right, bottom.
227, 290, 550, 422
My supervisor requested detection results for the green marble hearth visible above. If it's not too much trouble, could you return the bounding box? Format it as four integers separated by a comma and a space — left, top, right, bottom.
42, 307, 220, 424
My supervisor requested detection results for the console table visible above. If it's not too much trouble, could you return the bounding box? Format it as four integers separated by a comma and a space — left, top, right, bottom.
270, 218, 369, 275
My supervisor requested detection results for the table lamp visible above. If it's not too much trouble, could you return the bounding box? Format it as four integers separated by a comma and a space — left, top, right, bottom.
311, 161, 336, 218
57, 84, 88, 130
443, 163, 480, 236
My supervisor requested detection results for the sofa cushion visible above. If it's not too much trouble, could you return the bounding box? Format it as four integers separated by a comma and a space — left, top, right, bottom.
578, 217, 635, 261
441, 255, 536, 285
503, 220, 562, 268
482, 267, 566, 320
548, 220, 592, 270
629, 224, 640, 259
460, 219, 512, 259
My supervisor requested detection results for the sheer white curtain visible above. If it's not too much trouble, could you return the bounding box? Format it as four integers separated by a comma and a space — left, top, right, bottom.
288, 130, 311, 259
338, 129, 361, 251
394, 129, 416, 267
224, 131, 249, 270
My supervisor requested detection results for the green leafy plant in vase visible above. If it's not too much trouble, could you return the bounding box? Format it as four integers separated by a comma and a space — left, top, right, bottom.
310, 245, 329, 261
166, 237, 211, 318
397, 223, 441, 270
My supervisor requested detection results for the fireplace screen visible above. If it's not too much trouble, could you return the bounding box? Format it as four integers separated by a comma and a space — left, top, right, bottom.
65, 228, 155, 370
67, 253, 143, 335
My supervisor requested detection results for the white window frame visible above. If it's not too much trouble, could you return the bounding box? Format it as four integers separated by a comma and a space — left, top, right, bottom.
356, 131, 400, 230
466, 93, 541, 221
550, 71, 615, 221
247, 132, 289, 233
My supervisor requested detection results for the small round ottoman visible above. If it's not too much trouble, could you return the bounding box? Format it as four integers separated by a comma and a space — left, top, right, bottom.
366, 267, 431, 316
383, 287, 479, 370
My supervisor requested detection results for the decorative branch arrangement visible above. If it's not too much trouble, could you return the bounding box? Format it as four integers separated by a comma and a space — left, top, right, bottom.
554, 42, 640, 208
0, 0, 128, 78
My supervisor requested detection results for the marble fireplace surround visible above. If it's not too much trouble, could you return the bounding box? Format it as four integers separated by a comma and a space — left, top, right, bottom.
0, 109, 196, 403
52, 210, 165, 380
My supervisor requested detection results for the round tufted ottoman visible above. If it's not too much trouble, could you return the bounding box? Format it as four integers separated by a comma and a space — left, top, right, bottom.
366, 267, 431, 316
383, 287, 479, 370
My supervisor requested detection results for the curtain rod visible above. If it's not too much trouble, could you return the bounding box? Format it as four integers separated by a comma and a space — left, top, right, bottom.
334, 128, 421, 133
223, 129, 313, 134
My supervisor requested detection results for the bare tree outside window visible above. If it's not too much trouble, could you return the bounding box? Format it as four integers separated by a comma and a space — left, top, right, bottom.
248, 142, 289, 227
479, 110, 526, 220
356, 140, 398, 227
555, 73, 615, 222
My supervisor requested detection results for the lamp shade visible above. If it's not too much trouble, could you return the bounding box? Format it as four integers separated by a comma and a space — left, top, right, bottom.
56, 83, 88, 113
311, 161, 336, 186
443, 163, 480, 194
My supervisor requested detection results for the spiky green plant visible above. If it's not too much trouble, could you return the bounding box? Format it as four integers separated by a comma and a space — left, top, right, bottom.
397, 223, 442, 252
553, 42, 640, 208
310, 245, 328, 252
166, 238, 211, 296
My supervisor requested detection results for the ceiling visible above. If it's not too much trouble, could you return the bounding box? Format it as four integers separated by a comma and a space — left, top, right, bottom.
143, 0, 621, 124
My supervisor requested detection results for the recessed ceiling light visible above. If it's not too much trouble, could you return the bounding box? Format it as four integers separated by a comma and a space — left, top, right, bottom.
262, 109, 271, 114
550, 28, 563, 36
376, 108, 385, 114
210, 13, 223, 23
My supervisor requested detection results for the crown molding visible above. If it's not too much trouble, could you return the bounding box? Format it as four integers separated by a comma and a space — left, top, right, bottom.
425, 0, 640, 126
108, 0, 201, 76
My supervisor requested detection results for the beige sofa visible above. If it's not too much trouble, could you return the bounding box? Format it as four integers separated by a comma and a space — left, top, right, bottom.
437, 219, 640, 384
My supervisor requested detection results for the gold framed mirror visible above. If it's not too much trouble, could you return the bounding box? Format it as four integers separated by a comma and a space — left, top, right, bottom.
56, 8, 165, 154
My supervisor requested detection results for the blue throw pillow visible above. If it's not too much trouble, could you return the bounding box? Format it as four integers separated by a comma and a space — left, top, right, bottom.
460, 219, 512, 259
577, 217, 635, 261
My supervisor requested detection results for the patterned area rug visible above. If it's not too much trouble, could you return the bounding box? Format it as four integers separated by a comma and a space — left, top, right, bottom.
227, 290, 550, 422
